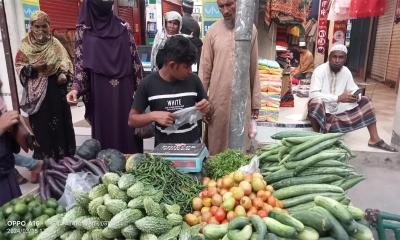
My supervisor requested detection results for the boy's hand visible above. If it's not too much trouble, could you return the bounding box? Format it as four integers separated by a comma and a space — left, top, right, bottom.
66, 90, 78, 105
195, 99, 211, 114
0, 111, 19, 135
152, 111, 176, 127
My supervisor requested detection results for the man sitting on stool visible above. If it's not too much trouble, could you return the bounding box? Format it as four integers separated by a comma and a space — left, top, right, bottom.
307, 43, 397, 152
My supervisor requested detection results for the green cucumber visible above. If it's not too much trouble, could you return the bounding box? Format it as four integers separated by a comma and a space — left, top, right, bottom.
271, 175, 342, 190
282, 192, 344, 208
340, 176, 365, 190
249, 215, 267, 240
293, 152, 345, 175
271, 131, 320, 140
298, 167, 354, 177
268, 209, 304, 231
227, 224, 253, 240
347, 206, 365, 220
293, 138, 340, 161
203, 224, 228, 240
272, 184, 344, 200
297, 227, 319, 240
289, 133, 343, 156
351, 222, 374, 240
314, 196, 354, 224
264, 169, 294, 183
263, 217, 298, 238
311, 206, 349, 240
228, 217, 250, 230
291, 210, 332, 234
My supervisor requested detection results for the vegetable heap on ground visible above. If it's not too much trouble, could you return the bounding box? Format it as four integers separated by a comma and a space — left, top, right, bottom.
37, 171, 187, 240
185, 171, 283, 226
258, 131, 364, 212
0, 195, 65, 240
131, 154, 204, 214
201, 196, 373, 240
204, 149, 250, 179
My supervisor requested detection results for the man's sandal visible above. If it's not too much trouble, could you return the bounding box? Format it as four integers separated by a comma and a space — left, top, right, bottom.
368, 139, 398, 152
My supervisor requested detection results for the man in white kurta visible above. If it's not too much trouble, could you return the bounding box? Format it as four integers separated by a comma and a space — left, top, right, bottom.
199, 0, 260, 156
308, 44, 397, 152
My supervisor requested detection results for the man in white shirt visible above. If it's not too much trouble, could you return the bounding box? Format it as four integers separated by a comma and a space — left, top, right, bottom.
308, 44, 397, 152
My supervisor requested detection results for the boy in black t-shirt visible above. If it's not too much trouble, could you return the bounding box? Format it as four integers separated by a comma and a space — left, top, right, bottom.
128, 36, 211, 146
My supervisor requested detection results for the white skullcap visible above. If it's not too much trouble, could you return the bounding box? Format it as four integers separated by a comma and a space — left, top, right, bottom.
330, 44, 348, 54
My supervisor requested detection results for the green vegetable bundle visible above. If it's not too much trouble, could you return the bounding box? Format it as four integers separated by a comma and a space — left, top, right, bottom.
205, 149, 250, 179
133, 154, 203, 214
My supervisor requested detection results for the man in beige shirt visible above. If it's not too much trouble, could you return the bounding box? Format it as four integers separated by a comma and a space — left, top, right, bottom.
199, 0, 260, 155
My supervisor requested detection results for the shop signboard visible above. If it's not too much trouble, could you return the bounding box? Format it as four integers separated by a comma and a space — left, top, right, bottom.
332, 21, 347, 44
316, 0, 330, 54
21, 0, 40, 33
203, 0, 222, 36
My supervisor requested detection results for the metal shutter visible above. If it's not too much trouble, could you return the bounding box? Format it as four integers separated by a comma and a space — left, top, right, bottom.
162, 0, 182, 16
118, 6, 142, 45
386, 23, 400, 84
40, 0, 79, 30
370, 0, 395, 82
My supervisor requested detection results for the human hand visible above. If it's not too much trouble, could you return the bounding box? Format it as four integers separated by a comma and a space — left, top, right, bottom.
57, 73, 67, 85
152, 111, 176, 127
251, 109, 259, 119
31, 60, 47, 71
66, 90, 78, 105
338, 91, 358, 103
195, 99, 211, 114
0, 111, 19, 135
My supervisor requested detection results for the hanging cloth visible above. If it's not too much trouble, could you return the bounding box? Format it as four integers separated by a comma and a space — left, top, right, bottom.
348, 0, 387, 18
328, 0, 352, 21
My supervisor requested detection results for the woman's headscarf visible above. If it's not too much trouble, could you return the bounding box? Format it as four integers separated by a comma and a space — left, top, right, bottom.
15, 10, 73, 115
150, 11, 183, 71
78, 0, 132, 78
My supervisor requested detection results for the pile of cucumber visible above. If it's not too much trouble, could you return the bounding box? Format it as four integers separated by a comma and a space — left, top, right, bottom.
258, 131, 365, 211
290, 196, 373, 240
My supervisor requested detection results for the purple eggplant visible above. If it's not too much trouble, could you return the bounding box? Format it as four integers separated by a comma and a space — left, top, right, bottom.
71, 156, 86, 171
62, 160, 75, 173
82, 158, 104, 176
47, 175, 63, 198
46, 169, 68, 181
90, 159, 109, 174
39, 172, 46, 200
48, 158, 69, 172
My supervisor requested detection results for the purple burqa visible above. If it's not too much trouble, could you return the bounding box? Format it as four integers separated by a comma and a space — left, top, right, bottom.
76, 0, 143, 153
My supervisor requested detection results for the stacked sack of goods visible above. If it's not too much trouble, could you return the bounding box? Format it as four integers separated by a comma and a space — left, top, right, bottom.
258, 59, 283, 122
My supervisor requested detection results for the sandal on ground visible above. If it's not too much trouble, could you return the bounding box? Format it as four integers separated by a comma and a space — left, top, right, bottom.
368, 139, 398, 152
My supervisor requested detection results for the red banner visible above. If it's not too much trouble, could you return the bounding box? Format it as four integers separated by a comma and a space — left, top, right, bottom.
316, 0, 330, 54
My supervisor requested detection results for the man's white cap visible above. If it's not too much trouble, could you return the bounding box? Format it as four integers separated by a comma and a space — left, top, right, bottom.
299, 42, 306, 47
330, 43, 348, 54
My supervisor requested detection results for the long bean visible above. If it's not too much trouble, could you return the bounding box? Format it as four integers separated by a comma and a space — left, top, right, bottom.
133, 154, 203, 214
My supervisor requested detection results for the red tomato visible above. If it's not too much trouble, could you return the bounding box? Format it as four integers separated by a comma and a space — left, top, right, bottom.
210, 206, 219, 216
215, 208, 226, 222
257, 210, 268, 218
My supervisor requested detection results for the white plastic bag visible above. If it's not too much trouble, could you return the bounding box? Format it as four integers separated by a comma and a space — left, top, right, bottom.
239, 155, 260, 175
58, 172, 100, 210
164, 107, 203, 135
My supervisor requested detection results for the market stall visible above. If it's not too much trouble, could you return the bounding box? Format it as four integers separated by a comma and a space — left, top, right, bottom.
0, 131, 380, 240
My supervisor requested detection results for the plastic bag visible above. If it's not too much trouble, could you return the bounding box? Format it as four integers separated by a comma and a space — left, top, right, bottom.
164, 107, 203, 135
58, 172, 100, 210
239, 155, 260, 175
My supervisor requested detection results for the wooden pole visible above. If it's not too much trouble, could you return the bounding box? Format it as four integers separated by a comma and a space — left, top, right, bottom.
0, 0, 20, 111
